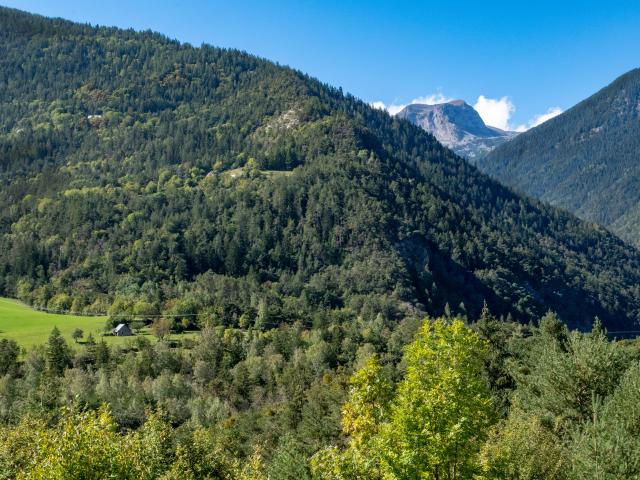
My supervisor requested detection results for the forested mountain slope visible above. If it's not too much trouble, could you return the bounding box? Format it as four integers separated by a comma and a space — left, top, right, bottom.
1, 7, 640, 330
479, 68, 640, 247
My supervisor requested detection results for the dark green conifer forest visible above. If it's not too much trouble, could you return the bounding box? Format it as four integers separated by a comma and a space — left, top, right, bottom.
480, 68, 640, 247
1, 7, 640, 479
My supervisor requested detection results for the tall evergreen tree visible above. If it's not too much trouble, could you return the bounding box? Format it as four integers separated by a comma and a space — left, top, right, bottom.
46, 327, 72, 376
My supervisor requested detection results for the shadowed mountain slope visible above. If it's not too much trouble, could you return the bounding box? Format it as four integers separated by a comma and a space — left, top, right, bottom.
480, 69, 640, 247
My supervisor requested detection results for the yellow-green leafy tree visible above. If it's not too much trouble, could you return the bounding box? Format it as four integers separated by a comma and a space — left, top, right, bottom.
310, 355, 392, 479
311, 318, 495, 480
5, 406, 134, 480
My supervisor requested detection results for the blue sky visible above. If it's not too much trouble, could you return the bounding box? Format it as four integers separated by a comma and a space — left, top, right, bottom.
4, 0, 640, 130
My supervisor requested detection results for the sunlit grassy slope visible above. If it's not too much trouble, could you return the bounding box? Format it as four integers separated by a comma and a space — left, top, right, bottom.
0, 297, 197, 350
0, 297, 108, 349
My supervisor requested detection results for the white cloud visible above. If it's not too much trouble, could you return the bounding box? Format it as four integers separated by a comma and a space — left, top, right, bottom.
473, 95, 515, 131
370, 100, 406, 115
515, 107, 563, 132
387, 103, 410, 116
410, 93, 453, 106
473, 96, 562, 132
370, 92, 454, 116
370, 101, 388, 111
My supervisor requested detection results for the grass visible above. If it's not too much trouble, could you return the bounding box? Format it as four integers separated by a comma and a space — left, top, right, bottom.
0, 297, 199, 350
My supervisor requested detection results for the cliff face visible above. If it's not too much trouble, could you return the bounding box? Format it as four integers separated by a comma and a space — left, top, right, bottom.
397, 100, 517, 161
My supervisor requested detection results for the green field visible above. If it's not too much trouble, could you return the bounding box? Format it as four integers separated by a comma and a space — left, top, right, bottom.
0, 297, 198, 350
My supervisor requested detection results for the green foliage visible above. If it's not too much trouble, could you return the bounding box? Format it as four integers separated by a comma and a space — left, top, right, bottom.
22, 406, 131, 480
46, 327, 73, 376
511, 314, 628, 431
472, 303, 518, 415
312, 318, 495, 480
341, 356, 392, 447
0, 406, 254, 479
480, 314, 640, 479
161, 428, 236, 479
0, 302, 639, 478
382, 319, 494, 479
570, 362, 640, 479
151, 318, 172, 341
311, 355, 391, 479
480, 409, 570, 480
267, 434, 313, 480
0, 339, 19, 376
71, 328, 83, 343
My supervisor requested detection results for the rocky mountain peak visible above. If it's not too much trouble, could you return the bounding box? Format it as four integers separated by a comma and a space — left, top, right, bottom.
396, 100, 517, 161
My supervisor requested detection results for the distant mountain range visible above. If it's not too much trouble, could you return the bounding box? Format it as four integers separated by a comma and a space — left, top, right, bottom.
396, 100, 518, 161
478, 68, 640, 247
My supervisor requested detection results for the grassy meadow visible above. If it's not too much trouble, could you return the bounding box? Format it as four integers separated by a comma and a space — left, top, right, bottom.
0, 297, 198, 350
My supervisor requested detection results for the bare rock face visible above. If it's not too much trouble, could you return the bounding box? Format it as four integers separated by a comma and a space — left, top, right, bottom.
396, 100, 517, 161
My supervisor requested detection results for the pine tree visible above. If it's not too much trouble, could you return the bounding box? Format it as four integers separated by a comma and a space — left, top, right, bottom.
46, 327, 72, 376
